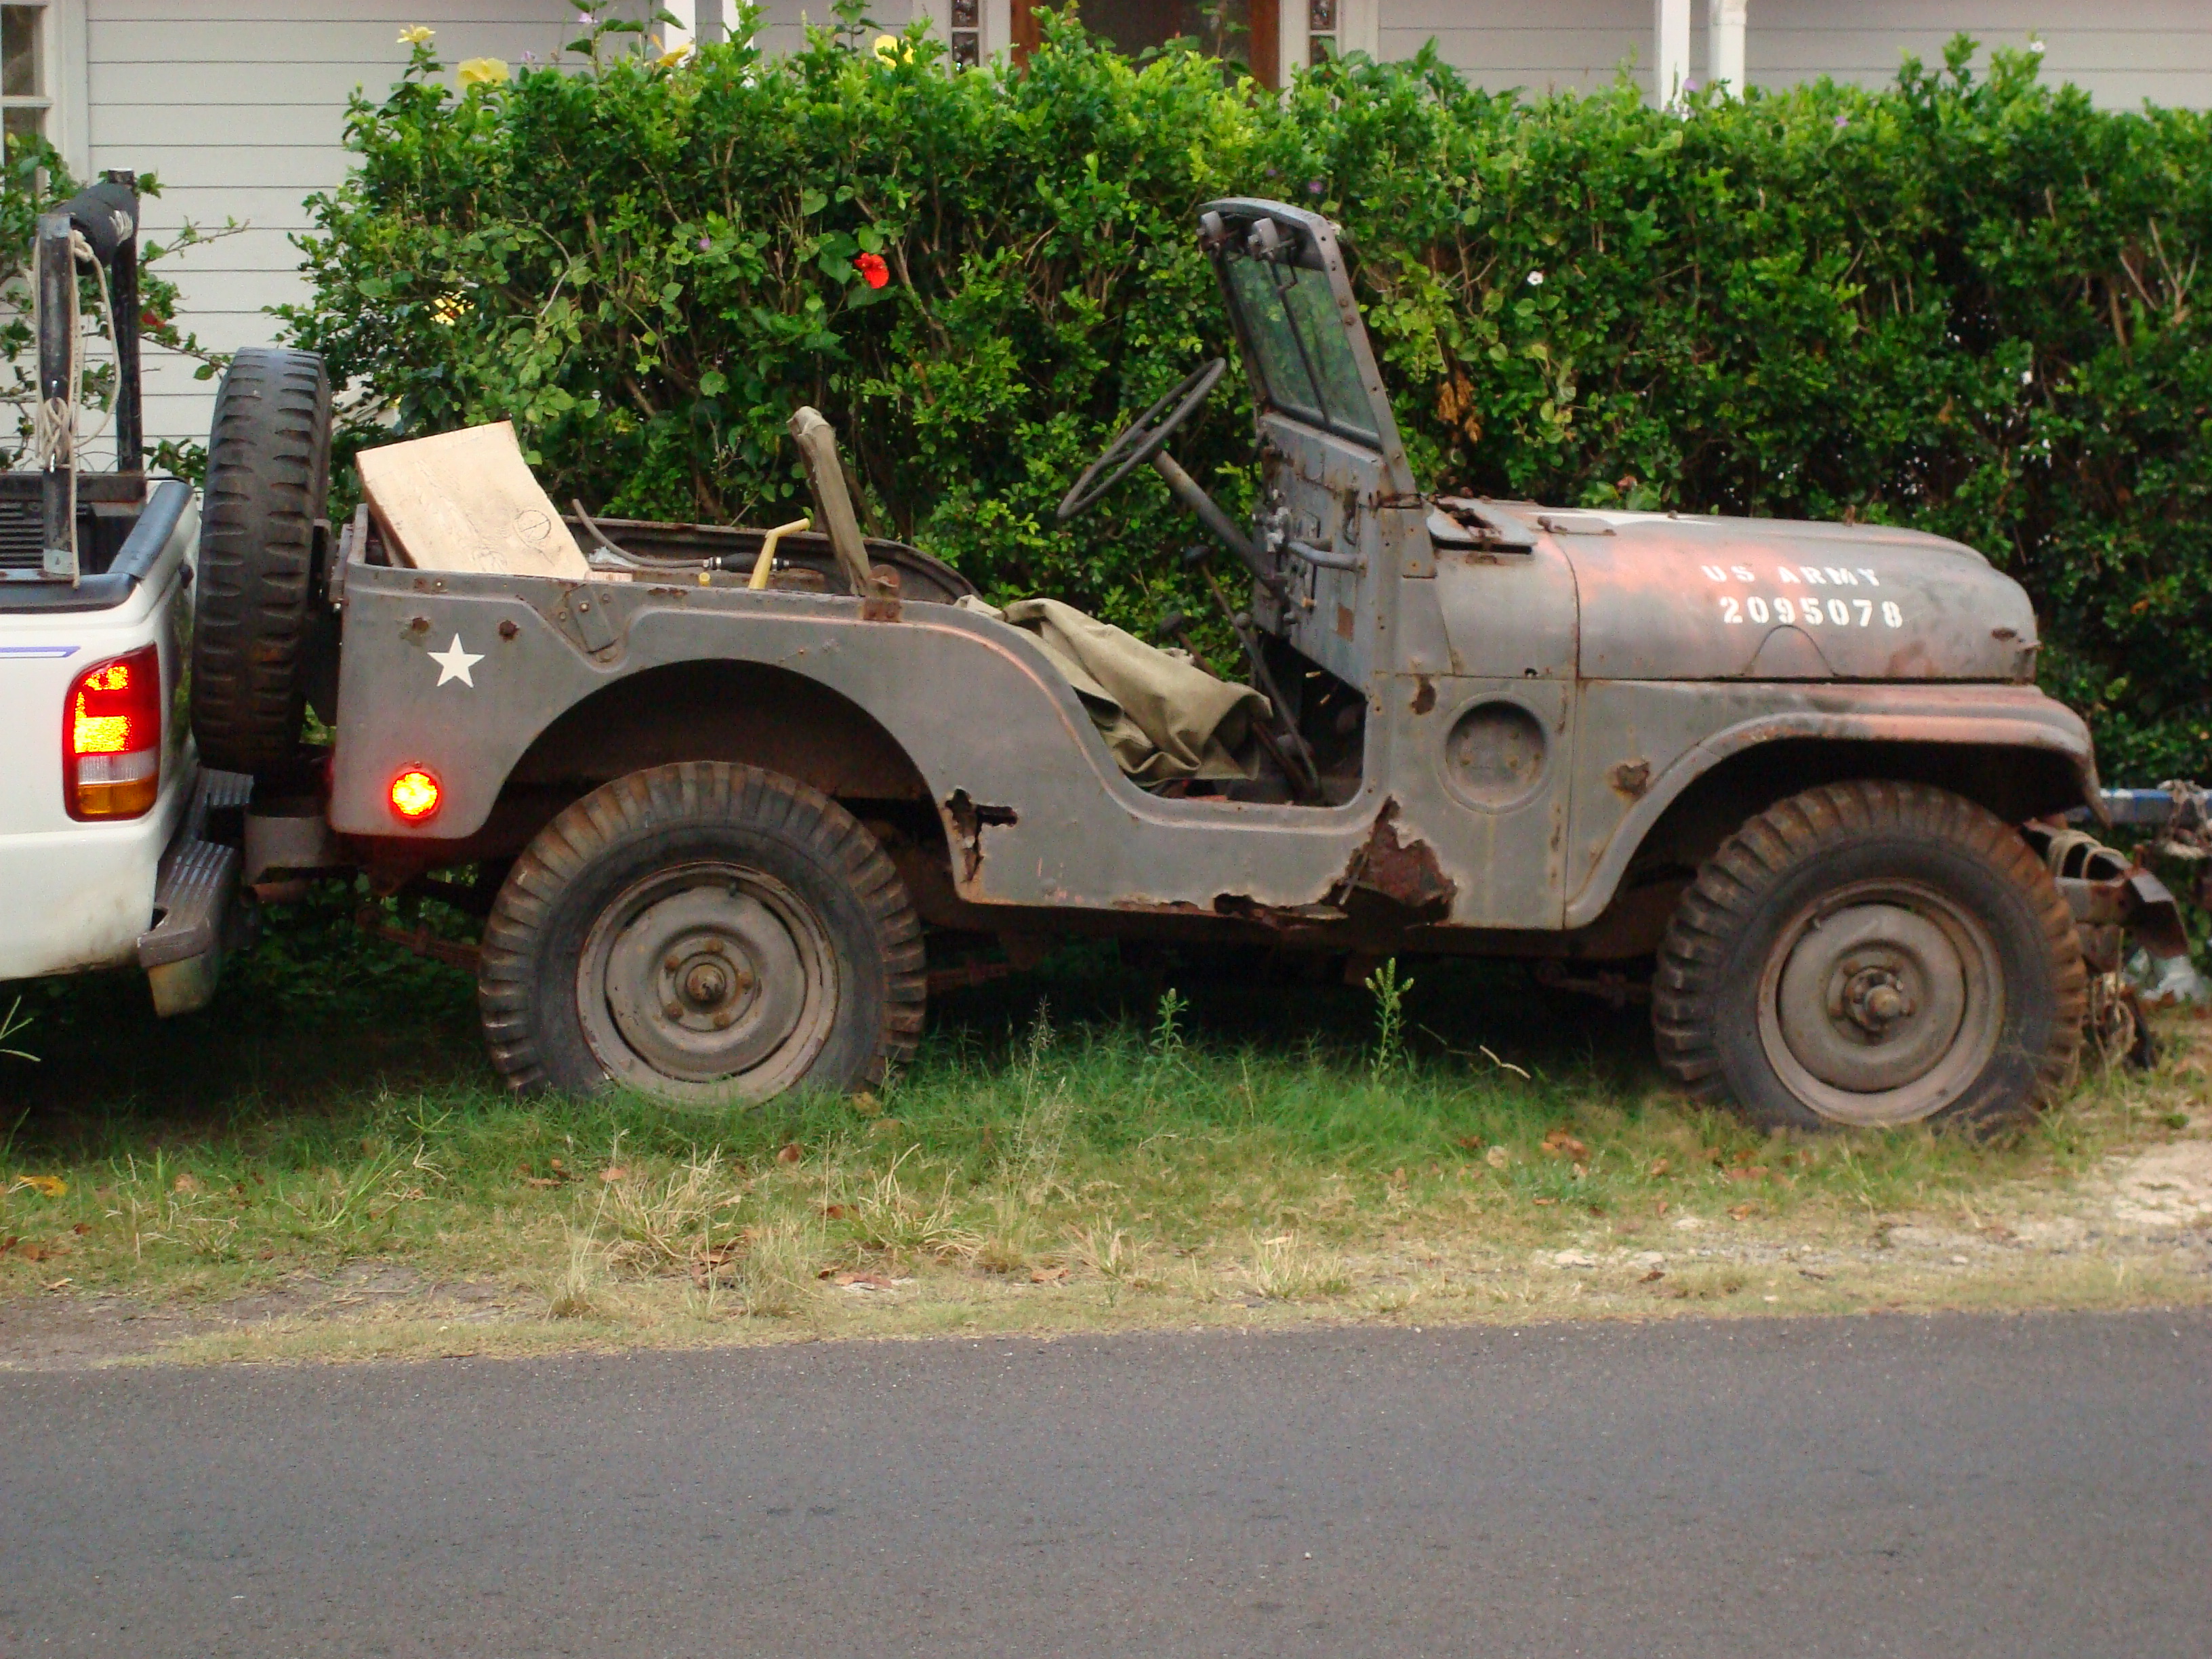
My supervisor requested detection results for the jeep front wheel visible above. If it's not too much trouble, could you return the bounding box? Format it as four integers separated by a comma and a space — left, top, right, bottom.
478, 763, 926, 1109
1654, 781, 2084, 1132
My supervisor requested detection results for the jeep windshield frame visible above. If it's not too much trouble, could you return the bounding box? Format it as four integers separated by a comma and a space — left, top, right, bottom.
1200, 199, 1408, 480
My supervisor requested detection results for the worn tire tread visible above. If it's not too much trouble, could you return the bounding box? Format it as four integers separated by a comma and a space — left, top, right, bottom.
479, 762, 925, 1102
1653, 781, 2085, 1129
189, 346, 331, 774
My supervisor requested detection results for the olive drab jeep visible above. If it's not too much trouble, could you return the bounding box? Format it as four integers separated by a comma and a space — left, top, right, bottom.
196, 199, 2103, 1131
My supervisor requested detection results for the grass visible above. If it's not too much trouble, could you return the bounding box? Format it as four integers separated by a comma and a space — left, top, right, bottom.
0, 884, 2207, 1363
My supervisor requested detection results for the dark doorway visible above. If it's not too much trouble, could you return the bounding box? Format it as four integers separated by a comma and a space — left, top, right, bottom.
1012, 0, 1279, 84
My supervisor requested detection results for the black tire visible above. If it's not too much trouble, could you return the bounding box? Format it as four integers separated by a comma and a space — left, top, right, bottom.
479, 763, 926, 1108
1653, 781, 2085, 1132
190, 346, 332, 774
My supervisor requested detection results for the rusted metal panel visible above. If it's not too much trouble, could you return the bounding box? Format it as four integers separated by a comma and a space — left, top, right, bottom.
1430, 535, 1579, 680
1565, 514, 2041, 683
1561, 681, 2098, 927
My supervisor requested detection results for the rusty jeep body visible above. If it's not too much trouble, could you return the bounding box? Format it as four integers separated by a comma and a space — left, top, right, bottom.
231, 199, 2102, 1130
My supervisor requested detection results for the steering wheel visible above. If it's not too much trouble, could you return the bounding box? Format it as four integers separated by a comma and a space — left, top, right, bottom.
1056, 358, 1226, 523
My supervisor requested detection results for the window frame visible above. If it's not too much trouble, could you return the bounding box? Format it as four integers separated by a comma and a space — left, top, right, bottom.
1, 1, 53, 146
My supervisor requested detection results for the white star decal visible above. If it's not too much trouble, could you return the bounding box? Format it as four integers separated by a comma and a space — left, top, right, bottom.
428, 633, 484, 688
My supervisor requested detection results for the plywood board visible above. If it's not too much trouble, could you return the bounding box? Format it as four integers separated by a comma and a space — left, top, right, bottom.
355, 421, 592, 580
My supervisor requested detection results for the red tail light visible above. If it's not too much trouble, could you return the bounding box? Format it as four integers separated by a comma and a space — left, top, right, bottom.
65, 644, 161, 820
389, 767, 441, 821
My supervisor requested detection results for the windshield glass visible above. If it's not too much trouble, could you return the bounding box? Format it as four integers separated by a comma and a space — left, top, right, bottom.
1223, 255, 1380, 446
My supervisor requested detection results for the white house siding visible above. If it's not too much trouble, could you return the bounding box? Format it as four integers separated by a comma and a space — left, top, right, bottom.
1375, 0, 2212, 108
1378, 0, 1651, 98
1740, 1, 2212, 108
83, 0, 583, 459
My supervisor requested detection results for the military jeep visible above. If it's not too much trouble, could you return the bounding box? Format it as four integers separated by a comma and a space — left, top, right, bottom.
198, 199, 2099, 1130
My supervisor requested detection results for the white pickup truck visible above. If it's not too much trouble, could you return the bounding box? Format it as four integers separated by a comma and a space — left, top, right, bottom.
0, 175, 247, 1015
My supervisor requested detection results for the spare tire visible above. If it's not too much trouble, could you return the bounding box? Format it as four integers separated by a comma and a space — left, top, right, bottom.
190, 346, 331, 775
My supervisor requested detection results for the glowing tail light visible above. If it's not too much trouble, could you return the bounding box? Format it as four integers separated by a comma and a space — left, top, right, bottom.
65, 644, 161, 820
389, 768, 441, 821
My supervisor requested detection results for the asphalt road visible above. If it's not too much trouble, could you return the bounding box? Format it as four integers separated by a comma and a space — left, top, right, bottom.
2, 1311, 2205, 1658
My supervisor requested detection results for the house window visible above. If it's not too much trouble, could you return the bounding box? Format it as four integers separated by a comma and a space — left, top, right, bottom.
1, 2, 48, 150
1306, 0, 1335, 64
1012, 0, 1281, 85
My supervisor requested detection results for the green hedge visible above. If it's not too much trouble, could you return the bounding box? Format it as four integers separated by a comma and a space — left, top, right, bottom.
281, 22, 2212, 781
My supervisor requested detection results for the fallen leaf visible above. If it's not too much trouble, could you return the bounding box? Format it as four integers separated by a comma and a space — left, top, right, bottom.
1724, 1166, 1769, 1182
1647, 1158, 1670, 1177
821, 1204, 851, 1220
1639, 1268, 1666, 1284
1485, 1146, 1510, 1170
598, 1167, 629, 1183
831, 1270, 907, 1290
1456, 1134, 1483, 1153
0, 1235, 14, 1252
549, 1158, 567, 1171
1654, 1199, 1669, 1216
851, 1091, 883, 1118
171, 1173, 200, 1194
523, 1176, 560, 1189
1029, 1265, 1070, 1284
1570, 1162, 1587, 1179
776, 1143, 803, 1166
12, 1175, 65, 1198
70, 1223, 89, 1235
1540, 1128, 1588, 1160
1532, 1196, 1559, 1207
17, 1243, 50, 1261
1728, 1203, 1756, 1221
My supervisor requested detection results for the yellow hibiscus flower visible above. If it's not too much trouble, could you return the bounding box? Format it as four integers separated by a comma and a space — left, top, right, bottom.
456, 57, 510, 88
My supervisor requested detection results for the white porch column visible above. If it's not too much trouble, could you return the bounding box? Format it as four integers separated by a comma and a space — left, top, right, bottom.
1708, 0, 1746, 96
1654, 0, 1691, 105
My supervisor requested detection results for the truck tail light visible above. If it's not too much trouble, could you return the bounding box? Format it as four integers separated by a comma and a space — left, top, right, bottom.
65, 644, 161, 820
390, 767, 441, 821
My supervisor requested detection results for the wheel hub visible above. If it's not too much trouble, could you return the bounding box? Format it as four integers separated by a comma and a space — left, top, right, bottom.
577, 863, 839, 1101
1841, 966, 1912, 1033
1757, 882, 2007, 1126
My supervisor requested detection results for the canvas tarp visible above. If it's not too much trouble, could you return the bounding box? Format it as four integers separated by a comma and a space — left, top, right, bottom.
957, 596, 1268, 783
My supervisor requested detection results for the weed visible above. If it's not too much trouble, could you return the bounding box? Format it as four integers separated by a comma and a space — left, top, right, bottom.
1150, 989, 1187, 1062
0, 996, 35, 1063
1365, 959, 1412, 1080
1244, 1232, 1352, 1302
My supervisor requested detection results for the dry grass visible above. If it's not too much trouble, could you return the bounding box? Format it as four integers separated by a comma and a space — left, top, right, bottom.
1, 929, 2207, 1366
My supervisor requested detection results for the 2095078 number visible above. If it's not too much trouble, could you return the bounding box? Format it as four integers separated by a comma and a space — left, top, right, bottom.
1720, 595, 1902, 628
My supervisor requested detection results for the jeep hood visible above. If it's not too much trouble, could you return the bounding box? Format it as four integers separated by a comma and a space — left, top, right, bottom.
1536, 511, 2039, 682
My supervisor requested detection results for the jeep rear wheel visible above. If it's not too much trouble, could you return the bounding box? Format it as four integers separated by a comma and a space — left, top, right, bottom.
479, 763, 926, 1109
1654, 781, 2084, 1132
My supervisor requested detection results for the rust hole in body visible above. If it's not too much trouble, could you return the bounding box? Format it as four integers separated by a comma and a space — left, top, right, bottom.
1334, 799, 1456, 920
1608, 758, 1652, 800
1410, 676, 1437, 715
945, 789, 1018, 883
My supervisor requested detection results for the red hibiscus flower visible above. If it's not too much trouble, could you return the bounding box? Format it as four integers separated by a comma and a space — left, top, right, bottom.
854, 252, 890, 289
